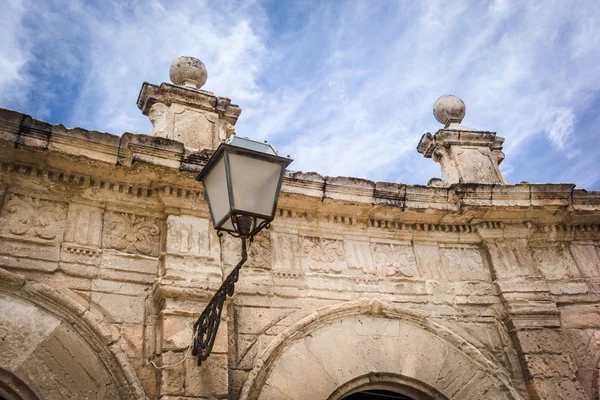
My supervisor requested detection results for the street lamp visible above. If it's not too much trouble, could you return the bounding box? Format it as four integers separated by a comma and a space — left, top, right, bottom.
192, 135, 292, 365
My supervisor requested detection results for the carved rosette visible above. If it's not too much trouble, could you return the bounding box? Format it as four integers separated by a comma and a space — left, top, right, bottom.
103, 212, 161, 257
300, 236, 346, 273
0, 194, 67, 241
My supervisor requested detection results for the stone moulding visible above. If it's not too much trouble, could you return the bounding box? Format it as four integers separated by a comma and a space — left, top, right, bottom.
239, 298, 523, 400
136, 82, 241, 122
0, 267, 147, 400
0, 160, 204, 204
0, 155, 598, 245
1, 107, 599, 222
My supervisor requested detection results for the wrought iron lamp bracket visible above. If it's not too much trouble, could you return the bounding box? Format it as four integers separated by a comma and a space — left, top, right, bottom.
192, 236, 248, 365
191, 216, 274, 365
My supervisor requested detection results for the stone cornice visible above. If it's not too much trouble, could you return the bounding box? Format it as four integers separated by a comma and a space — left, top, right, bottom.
136, 82, 242, 125
1, 107, 599, 224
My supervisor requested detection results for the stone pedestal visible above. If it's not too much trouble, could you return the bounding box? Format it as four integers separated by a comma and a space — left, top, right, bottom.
417, 95, 509, 186
137, 57, 242, 150
137, 83, 241, 150
418, 128, 508, 185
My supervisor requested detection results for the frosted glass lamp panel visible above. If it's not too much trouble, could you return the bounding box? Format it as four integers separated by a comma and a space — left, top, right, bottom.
221, 217, 235, 232
203, 156, 231, 226
228, 153, 282, 217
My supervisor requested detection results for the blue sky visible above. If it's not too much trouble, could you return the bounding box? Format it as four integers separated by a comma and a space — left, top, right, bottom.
1, 0, 599, 190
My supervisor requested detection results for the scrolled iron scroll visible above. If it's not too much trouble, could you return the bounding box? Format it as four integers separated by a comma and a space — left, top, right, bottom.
192, 237, 248, 365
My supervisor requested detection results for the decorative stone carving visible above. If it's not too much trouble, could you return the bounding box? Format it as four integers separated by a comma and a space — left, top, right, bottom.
271, 232, 302, 276
485, 240, 539, 279
370, 243, 418, 277
64, 203, 103, 247
440, 246, 489, 281
569, 244, 600, 278
433, 95, 466, 125
166, 215, 214, 258
247, 230, 272, 270
532, 245, 580, 280
149, 103, 172, 139
300, 236, 346, 273
345, 240, 373, 272
172, 105, 217, 149
169, 56, 207, 89
221, 234, 242, 266
412, 242, 446, 279
103, 212, 161, 257
0, 194, 66, 241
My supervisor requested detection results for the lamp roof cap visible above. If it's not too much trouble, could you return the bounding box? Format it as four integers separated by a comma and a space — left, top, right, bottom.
227, 135, 278, 156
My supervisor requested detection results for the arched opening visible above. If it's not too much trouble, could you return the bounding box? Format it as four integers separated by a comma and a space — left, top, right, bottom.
0, 269, 147, 400
0, 368, 39, 400
341, 389, 413, 399
329, 374, 441, 400
241, 298, 522, 400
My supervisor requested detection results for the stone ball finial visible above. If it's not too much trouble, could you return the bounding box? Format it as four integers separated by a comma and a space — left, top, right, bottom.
433, 95, 466, 125
169, 56, 207, 89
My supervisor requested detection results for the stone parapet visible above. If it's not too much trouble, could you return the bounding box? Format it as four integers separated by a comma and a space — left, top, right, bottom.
1, 110, 599, 226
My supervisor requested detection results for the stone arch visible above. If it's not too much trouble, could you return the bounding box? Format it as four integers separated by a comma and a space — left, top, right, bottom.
0, 268, 146, 400
0, 367, 39, 400
240, 298, 523, 400
328, 372, 448, 400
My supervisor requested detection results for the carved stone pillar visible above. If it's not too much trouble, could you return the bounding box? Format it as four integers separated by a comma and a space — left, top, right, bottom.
479, 224, 588, 400
153, 213, 228, 398
417, 95, 509, 186
137, 56, 242, 150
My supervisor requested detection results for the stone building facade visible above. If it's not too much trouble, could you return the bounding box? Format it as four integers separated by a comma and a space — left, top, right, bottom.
0, 57, 599, 400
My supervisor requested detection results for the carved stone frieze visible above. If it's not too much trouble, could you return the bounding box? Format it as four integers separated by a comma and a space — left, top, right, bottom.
221, 234, 241, 266
64, 203, 103, 247
532, 244, 580, 280
569, 243, 600, 278
300, 236, 346, 273
221, 229, 274, 269
103, 212, 161, 257
3, 86, 600, 400
412, 242, 445, 279
0, 194, 66, 241
439, 245, 489, 281
345, 240, 373, 273
166, 215, 217, 258
271, 232, 302, 278
247, 230, 272, 270
370, 242, 418, 277
485, 240, 539, 279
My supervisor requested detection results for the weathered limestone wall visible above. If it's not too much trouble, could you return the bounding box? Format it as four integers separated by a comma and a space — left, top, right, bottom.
0, 98, 599, 399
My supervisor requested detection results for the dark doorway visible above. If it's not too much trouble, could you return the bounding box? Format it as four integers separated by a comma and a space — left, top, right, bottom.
342, 389, 413, 400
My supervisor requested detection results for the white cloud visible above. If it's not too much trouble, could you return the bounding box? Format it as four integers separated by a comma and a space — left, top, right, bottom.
0, 0, 30, 108
240, 0, 600, 187
1, 0, 600, 189
66, 0, 268, 134
542, 107, 575, 150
